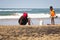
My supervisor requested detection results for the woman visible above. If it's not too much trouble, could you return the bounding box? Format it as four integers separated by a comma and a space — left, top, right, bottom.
50, 6, 55, 25
18, 12, 30, 25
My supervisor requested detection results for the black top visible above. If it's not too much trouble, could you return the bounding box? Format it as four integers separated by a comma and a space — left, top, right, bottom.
18, 16, 28, 25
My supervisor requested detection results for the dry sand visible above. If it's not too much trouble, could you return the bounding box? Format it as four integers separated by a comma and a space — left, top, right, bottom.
0, 25, 60, 40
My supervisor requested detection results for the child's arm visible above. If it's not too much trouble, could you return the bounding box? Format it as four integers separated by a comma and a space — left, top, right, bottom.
28, 18, 30, 25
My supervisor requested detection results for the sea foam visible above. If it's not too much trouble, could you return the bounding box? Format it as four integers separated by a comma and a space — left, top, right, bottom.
0, 13, 60, 19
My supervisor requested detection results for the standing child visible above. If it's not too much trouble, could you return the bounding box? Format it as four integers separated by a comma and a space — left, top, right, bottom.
50, 6, 56, 25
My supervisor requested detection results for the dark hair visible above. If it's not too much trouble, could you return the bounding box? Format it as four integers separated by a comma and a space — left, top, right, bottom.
50, 6, 53, 9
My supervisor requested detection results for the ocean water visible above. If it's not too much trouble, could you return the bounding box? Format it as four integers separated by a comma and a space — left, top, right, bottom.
0, 8, 60, 25
0, 8, 60, 15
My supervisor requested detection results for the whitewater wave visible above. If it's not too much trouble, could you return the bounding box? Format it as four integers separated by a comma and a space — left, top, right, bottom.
0, 9, 32, 11
0, 13, 60, 19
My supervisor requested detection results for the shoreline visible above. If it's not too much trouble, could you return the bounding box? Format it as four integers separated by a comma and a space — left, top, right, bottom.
0, 18, 60, 25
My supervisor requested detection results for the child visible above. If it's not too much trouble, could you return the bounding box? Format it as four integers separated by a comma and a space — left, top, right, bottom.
18, 12, 30, 25
50, 6, 55, 25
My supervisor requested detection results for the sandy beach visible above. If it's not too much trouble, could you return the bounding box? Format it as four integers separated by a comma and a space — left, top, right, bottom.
0, 25, 60, 40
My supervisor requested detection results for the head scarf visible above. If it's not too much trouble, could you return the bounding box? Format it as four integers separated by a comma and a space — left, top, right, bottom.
23, 12, 28, 18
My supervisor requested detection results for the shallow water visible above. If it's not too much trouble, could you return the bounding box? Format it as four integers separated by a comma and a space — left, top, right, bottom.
30, 18, 60, 25
0, 18, 60, 25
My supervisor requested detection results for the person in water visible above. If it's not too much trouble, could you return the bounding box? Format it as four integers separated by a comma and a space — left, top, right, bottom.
18, 12, 30, 25
50, 6, 56, 25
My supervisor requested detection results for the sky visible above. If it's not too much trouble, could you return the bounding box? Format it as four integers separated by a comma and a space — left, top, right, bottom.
0, 0, 60, 8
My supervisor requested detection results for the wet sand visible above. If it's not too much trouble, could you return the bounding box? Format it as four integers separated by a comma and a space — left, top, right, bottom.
0, 17, 60, 25
0, 25, 60, 40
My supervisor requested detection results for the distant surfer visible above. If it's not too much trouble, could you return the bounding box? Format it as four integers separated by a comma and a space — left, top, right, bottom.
18, 12, 30, 25
50, 6, 56, 25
